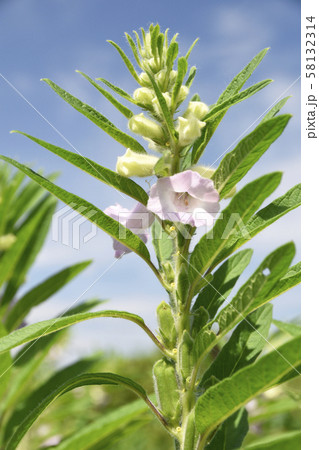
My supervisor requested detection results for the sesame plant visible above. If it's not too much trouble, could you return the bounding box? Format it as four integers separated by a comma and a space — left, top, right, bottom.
0, 24, 301, 449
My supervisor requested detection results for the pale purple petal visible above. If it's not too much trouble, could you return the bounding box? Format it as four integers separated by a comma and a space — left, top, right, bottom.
104, 202, 153, 258
147, 170, 220, 227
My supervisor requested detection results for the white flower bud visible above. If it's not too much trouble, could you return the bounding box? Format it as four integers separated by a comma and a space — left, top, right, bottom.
155, 69, 166, 90
176, 85, 189, 104
144, 138, 166, 153
169, 70, 178, 87
152, 92, 171, 116
139, 72, 152, 87
133, 87, 154, 106
116, 149, 159, 177
0, 233, 16, 251
185, 101, 209, 120
129, 113, 165, 141
176, 116, 206, 146
192, 165, 215, 179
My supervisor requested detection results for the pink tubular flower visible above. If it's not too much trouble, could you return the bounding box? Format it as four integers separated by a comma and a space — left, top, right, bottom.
147, 170, 220, 227
104, 202, 154, 258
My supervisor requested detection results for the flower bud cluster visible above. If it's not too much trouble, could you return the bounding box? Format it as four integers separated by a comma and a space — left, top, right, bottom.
116, 25, 210, 178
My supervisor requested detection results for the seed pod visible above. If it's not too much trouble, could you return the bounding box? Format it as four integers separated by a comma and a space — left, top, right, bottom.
177, 262, 190, 303
157, 301, 176, 348
191, 306, 209, 337
179, 330, 194, 380
183, 409, 197, 450
153, 358, 180, 422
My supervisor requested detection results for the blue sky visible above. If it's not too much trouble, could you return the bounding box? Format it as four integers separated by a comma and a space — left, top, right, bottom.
0, 0, 300, 357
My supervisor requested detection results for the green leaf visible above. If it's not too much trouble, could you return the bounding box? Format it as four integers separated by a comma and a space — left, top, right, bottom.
213, 115, 291, 198
191, 116, 224, 164
55, 400, 149, 450
0, 323, 12, 401
206, 408, 249, 450
5, 260, 92, 331
107, 40, 140, 83
151, 220, 174, 266
185, 66, 196, 88
273, 319, 301, 337
243, 430, 301, 450
1, 196, 56, 306
2, 300, 103, 413
193, 249, 253, 319
172, 56, 188, 107
97, 77, 135, 104
12, 131, 149, 205
202, 304, 273, 388
260, 96, 290, 123
195, 336, 301, 443
5, 372, 148, 450
185, 38, 199, 60
3, 357, 99, 444
41, 78, 146, 153
0, 309, 152, 355
212, 184, 301, 270
125, 32, 142, 67
0, 156, 151, 263
204, 79, 272, 122
189, 172, 283, 288
166, 41, 179, 72
218, 48, 269, 103
0, 197, 55, 297
216, 243, 295, 335
76, 70, 134, 118
145, 70, 177, 140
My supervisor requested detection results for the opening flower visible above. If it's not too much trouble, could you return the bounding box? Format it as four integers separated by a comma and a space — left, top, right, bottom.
147, 170, 220, 227
104, 202, 154, 258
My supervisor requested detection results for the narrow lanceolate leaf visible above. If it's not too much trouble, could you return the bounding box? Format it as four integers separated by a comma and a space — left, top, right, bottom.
55, 400, 149, 450
41, 78, 146, 153
125, 32, 142, 67
213, 114, 291, 198
166, 41, 179, 72
6, 372, 149, 450
5, 260, 92, 331
260, 96, 290, 123
204, 80, 272, 122
0, 156, 151, 262
243, 430, 301, 450
260, 262, 301, 307
171, 56, 188, 107
216, 243, 295, 335
76, 70, 134, 118
145, 70, 177, 140
206, 408, 249, 450
211, 184, 301, 269
185, 66, 196, 88
0, 309, 153, 355
193, 249, 253, 320
12, 131, 149, 205
195, 336, 301, 443
189, 172, 282, 288
97, 77, 136, 104
218, 48, 269, 103
201, 304, 273, 388
2, 300, 103, 414
3, 357, 99, 443
0, 197, 55, 295
273, 319, 301, 337
107, 40, 141, 83
185, 38, 199, 60
191, 48, 269, 165
0, 323, 12, 401
1, 196, 56, 306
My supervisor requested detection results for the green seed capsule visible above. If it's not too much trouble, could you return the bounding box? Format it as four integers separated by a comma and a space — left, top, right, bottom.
183, 409, 197, 450
153, 358, 180, 423
179, 330, 194, 380
157, 301, 177, 348
177, 262, 190, 303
